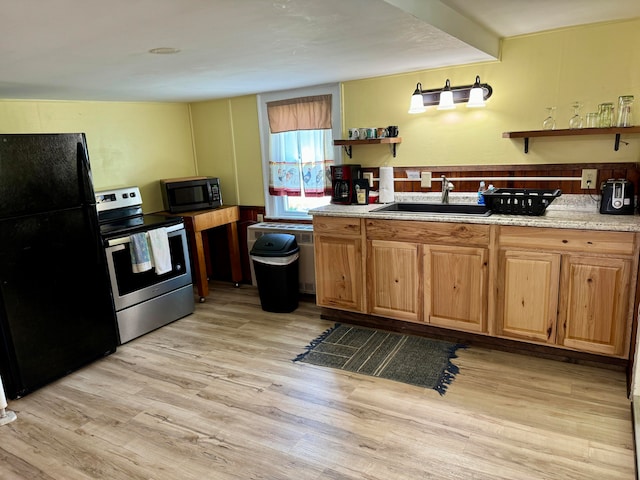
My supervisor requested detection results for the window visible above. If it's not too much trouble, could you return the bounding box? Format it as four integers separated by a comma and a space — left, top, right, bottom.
258, 84, 341, 220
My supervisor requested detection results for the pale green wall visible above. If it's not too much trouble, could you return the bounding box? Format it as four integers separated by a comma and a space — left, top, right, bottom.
189, 95, 263, 206
0, 100, 195, 213
342, 18, 640, 167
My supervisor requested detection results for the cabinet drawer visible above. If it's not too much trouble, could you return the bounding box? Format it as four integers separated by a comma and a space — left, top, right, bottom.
366, 219, 490, 247
313, 216, 361, 236
499, 226, 636, 256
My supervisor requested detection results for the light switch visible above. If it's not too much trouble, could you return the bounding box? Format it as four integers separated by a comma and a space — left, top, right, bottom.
421, 172, 432, 188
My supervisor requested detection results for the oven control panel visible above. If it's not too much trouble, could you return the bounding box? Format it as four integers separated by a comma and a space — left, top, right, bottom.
95, 186, 142, 212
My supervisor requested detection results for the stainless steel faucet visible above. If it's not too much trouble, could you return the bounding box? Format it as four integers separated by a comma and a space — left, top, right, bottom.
441, 175, 453, 203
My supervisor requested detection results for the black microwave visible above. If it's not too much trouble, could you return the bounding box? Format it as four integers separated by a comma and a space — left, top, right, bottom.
160, 176, 222, 213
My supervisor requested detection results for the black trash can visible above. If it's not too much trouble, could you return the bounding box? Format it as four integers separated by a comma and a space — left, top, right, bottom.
250, 233, 300, 313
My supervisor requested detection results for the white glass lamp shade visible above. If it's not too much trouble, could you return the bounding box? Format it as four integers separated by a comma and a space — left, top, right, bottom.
467, 76, 486, 108
437, 93, 454, 110
408, 83, 426, 114
437, 79, 455, 110
467, 87, 485, 107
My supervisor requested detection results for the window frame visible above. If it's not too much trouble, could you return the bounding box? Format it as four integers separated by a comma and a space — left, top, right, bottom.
257, 84, 342, 220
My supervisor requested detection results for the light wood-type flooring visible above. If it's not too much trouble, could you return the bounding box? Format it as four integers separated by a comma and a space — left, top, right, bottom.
0, 282, 635, 479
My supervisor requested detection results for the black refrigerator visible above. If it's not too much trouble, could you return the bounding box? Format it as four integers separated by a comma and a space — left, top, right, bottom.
0, 133, 118, 399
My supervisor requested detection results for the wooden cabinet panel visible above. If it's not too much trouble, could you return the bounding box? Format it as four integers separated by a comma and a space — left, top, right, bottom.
314, 235, 364, 312
368, 240, 421, 322
424, 245, 488, 333
558, 255, 631, 356
366, 219, 490, 247
499, 226, 636, 256
495, 250, 561, 343
313, 216, 361, 235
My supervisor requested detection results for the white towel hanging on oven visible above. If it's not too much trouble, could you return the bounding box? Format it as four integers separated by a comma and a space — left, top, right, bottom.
148, 227, 171, 275
130, 232, 152, 273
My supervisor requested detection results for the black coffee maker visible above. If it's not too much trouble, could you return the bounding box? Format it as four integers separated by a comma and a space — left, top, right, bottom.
330, 164, 361, 204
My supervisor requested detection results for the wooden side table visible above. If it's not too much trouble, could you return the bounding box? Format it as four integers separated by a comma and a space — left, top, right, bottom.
162, 206, 242, 302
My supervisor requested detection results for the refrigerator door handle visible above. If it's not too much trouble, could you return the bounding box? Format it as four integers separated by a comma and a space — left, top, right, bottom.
77, 139, 95, 205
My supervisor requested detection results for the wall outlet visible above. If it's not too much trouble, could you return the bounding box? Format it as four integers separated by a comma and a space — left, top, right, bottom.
581, 169, 598, 189
363, 172, 374, 188
257, 213, 264, 222
420, 171, 432, 188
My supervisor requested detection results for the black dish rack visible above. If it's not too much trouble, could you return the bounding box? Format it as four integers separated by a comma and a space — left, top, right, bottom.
482, 188, 562, 216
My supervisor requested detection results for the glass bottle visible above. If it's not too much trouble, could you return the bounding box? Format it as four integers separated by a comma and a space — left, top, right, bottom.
477, 181, 486, 205
617, 95, 634, 127
597, 102, 614, 128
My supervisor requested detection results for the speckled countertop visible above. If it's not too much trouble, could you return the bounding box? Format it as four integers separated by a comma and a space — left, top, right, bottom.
309, 193, 640, 233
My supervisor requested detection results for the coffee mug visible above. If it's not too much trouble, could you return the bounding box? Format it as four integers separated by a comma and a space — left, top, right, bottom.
358, 128, 368, 139
366, 128, 376, 139
348, 128, 360, 139
377, 127, 387, 138
387, 125, 399, 137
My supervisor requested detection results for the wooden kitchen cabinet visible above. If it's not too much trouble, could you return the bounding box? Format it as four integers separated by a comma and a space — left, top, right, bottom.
314, 215, 639, 359
365, 219, 490, 329
495, 250, 561, 344
425, 245, 489, 333
313, 216, 365, 312
368, 239, 421, 322
495, 226, 637, 358
557, 255, 632, 356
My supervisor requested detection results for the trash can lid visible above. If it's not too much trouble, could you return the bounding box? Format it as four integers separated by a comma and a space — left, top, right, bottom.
250, 233, 299, 257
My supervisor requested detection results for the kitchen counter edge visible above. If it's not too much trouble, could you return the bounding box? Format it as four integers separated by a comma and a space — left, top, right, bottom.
309, 204, 640, 233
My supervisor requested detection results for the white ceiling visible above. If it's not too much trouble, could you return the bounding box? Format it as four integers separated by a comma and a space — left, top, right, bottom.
2, 0, 639, 102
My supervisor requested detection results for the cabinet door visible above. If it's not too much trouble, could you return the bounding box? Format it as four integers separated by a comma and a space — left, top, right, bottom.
495, 250, 561, 343
314, 235, 364, 312
557, 255, 631, 356
424, 245, 488, 333
368, 240, 421, 322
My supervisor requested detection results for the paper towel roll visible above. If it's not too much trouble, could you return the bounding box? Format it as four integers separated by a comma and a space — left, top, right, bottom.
379, 166, 395, 203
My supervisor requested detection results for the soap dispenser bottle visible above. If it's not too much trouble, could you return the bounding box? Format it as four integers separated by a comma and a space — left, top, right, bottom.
477, 181, 486, 205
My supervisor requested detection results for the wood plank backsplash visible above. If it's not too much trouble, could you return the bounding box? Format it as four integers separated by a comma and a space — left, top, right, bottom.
363, 162, 639, 195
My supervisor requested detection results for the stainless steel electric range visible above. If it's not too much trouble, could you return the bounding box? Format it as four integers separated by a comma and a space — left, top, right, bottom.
95, 186, 194, 344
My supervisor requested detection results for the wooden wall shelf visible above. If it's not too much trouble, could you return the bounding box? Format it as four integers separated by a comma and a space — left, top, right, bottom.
503, 127, 640, 153
334, 137, 402, 158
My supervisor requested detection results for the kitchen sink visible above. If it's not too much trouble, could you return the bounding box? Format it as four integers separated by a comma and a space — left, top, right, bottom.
371, 202, 492, 216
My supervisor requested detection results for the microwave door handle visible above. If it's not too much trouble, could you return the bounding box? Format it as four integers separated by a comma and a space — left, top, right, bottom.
207, 184, 214, 204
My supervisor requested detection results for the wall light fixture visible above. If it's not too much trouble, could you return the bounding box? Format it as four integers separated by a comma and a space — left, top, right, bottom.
408, 83, 426, 114
408, 75, 493, 113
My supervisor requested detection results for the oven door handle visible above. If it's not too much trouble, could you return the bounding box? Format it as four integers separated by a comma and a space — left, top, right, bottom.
107, 243, 127, 253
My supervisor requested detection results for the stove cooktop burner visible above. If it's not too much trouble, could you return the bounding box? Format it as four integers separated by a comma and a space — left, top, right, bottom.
99, 214, 183, 240
95, 186, 183, 240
